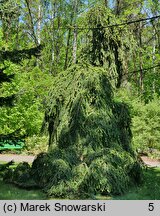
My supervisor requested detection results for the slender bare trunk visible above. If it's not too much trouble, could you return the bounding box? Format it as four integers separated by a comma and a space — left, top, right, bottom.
37, 3, 42, 45
104, 0, 108, 7
139, 22, 143, 95
64, 27, 72, 70
152, 27, 156, 94
72, 0, 78, 64
50, 3, 56, 73
73, 26, 77, 64
25, 0, 38, 45
115, 0, 122, 16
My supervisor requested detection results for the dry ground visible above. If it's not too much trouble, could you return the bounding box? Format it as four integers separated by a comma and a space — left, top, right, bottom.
0, 154, 160, 167
0, 154, 35, 163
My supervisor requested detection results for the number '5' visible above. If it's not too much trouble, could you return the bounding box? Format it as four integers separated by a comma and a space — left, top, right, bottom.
148, 203, 154, 211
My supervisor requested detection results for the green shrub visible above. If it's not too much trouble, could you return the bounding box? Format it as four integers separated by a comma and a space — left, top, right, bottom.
132, 97, 160, 153
24, 135, 48, 155
12, 162, 31, 183
8, 65, 143, 198
115, 90, 160, 155
32, 146, 142, 198
31, 153, 72, 188
0, 65, 52, 138
79, 158, 129, 195
37, 64, 142, 198
3, 162, 31, 184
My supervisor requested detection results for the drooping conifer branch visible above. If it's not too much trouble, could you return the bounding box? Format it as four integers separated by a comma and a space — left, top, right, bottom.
0, 68, 14, 84
0, 95, 15, 107
0, 45, 43, 64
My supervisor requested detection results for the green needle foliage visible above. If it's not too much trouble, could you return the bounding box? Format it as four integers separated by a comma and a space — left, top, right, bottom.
44, 64, 132, 152
29, 63, 142, 198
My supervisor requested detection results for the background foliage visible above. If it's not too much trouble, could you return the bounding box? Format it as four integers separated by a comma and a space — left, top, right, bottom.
116, 89, 160, 157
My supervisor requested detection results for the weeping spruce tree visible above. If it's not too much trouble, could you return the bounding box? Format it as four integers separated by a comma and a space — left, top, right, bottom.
31, 6, 142, 198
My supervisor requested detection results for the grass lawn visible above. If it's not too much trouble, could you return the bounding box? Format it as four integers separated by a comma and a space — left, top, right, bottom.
0, 178, 47, 200
0, 165, 160, 200
0, 161, 46, 200
113, 167, 160, 200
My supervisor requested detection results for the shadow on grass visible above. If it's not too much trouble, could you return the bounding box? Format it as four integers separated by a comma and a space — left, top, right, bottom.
0, 160, 47, 200
0, 178, 46, 200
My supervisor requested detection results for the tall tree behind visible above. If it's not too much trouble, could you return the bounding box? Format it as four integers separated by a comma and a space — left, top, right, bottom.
37, 0, 42, 45
72, 0, 78, 64
40, 0, 69, 74
149, 0, 160, 95
64, 0, 85, 69
0, 0, 44, 138
0, 0, 20, 45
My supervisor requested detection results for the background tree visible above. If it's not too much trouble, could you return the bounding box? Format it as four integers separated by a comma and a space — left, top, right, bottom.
0, 0, 50, 139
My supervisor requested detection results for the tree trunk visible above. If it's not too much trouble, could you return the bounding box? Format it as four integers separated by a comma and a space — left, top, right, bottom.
115, 0, 122, 16
152, 26, 156, 94
64, 27, 72, 70
139, 22, 143, 95
25, 0, 38, 45
114, 40, 123, 88
104, 0, 108, 7
37, 2, 42, 45
50, 2, 56, 73
73, 26, 77, 64
72, 0, 78, 64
